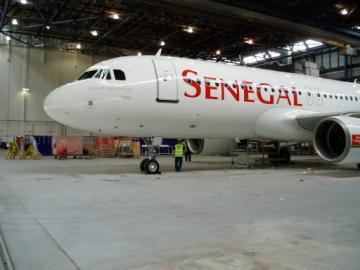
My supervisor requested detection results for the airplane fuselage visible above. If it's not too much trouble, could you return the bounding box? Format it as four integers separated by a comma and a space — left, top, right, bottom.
44, 56, 360, 141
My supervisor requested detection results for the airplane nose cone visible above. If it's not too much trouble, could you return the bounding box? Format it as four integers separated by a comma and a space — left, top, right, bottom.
44, 86, 69, 122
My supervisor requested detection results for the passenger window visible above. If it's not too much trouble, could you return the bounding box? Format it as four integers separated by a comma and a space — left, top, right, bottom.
77, 70, 98, 80
113, 69, 126, 80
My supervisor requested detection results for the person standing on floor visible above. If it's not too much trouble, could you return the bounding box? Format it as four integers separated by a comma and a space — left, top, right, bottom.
174, 139, 185, 172
183, 140, 192, 162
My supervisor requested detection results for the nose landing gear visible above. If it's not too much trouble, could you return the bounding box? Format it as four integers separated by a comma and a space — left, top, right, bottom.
140, 158, 160, 174
140, 137, 161, 174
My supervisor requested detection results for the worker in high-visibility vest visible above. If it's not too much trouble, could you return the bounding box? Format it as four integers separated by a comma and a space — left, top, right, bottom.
174, 139, 185, 172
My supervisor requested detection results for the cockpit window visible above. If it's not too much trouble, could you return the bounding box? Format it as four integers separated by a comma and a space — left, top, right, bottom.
113, 69, 126, 80
77, 70, 98, 80
95, 69, 112, 80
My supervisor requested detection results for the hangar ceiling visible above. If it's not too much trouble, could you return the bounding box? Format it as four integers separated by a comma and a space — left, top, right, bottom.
0, 0, 359, 63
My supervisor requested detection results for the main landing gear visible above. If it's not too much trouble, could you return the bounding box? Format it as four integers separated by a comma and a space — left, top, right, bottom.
140, 137, 161, 174
268, 142, 291, 165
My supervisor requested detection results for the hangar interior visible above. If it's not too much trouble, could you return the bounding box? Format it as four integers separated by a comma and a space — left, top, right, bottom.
0, 0, 359, 137
0, 1, 360, 270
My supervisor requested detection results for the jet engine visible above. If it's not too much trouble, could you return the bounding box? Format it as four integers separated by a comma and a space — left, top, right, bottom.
313, 116, 360, 164
186, 138, 233, 155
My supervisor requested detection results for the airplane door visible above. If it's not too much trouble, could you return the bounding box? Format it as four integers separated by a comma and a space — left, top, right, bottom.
153, 59, 179, 103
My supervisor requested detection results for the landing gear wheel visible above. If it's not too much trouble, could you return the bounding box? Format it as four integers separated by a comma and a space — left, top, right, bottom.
140, 158, 149, 172
357, 164, 360, 170
279, 148, 291, 164
145, 159, 160, 174
268, 148, 291, 164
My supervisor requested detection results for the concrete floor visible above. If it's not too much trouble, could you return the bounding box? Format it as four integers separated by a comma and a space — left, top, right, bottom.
0, 153, 360, 270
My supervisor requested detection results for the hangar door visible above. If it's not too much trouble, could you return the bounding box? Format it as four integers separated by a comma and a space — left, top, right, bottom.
153, 59, 179, 103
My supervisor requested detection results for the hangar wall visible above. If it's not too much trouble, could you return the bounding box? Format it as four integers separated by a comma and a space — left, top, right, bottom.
289, 47, 360, 81
0, 44, 109, 137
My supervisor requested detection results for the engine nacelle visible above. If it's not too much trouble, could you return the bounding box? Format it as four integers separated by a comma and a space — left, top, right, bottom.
313, 116, 360, 164
186, 138, 233, 155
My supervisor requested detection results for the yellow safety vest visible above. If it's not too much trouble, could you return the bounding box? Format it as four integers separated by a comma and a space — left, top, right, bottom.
174, 143, 184, 157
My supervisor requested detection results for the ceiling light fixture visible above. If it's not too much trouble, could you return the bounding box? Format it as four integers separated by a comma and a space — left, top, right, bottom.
12, 18, 18, 25
90, 30, 98, 36
245, 38, 254, 45
186, 27, 194, 33
112, 14, 120, 20
45, 25, 51, 30
22, 87, 30, 93
137, 51, 142, 56
160, 41, 165, 46
339, 8, 349, 15
216, 50, 221, 55
76, 43, 81, 49
20, 0, 27, 4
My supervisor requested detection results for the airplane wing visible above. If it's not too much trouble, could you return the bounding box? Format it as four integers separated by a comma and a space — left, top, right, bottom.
254, 108, 360, 141
296, 110, 360, 131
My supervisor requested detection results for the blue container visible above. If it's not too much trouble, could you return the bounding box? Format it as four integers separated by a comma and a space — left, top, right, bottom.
34, 136, 53, 156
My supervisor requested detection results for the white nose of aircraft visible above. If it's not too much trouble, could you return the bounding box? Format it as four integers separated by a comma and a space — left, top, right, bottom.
44, 86, 71, 123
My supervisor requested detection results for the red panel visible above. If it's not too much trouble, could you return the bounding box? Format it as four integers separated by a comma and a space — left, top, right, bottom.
53, 136, 83, 155
351, 135, 360, 147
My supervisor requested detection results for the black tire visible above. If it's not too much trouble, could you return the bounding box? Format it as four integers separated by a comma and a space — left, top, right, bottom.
279, 148, 291, 164
357, 164, 360, 170
145, 159, 160, 174
140, 158, 149, 172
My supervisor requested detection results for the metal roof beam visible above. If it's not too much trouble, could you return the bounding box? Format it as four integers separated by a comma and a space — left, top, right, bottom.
23, 16, 99, 29
92, 5, 149, 46
0, 0, 10, 29
141, 0, 360, 47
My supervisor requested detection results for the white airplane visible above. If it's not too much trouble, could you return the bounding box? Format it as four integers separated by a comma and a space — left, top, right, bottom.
44, 53, 360, 173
